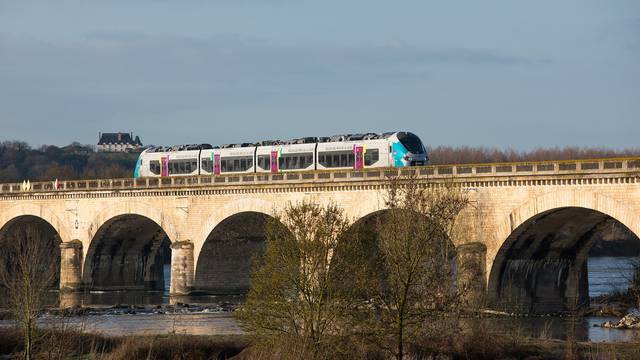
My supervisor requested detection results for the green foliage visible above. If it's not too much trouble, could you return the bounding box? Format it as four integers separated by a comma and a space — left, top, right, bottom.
0, 141, 139, 182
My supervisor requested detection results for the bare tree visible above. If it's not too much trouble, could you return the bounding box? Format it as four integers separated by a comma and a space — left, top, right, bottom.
427, 145, 640, 165
348, 175, 470, 360
235, 202, 361, 359
0, 224, 58, 360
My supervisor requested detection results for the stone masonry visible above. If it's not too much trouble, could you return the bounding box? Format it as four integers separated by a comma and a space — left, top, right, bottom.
0, 158, 638, 312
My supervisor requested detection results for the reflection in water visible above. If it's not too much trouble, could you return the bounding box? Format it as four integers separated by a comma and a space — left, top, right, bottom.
480, 316, 640, 343
0, 313, 243, 337
588, 257, 638, 297
69, 313, 242, 337
59, 265, 244, 308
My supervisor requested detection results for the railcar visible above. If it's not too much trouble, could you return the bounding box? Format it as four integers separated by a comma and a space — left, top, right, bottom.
134, 131, 427, 178
201, 145, 256, 176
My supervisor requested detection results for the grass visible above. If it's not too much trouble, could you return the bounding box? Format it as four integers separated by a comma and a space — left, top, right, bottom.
2, 325, 640, 359
0, 327, 246, 360
101, 335, 246, 360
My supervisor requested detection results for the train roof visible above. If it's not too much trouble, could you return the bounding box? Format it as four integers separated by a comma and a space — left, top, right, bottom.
145, 144, 213, 152
146, 131, 409, 152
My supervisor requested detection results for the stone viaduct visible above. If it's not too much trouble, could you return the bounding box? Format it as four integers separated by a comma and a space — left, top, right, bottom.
1, 157, 639, 313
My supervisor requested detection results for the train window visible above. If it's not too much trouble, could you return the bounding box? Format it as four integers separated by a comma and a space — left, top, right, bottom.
364, 149, 379, 166
397, 132, 424, 154
201, 159, 213, 173
149, 161, 161, 175
167, 159, 198, 174
278, 153, 313, 170
220, 156, 253, 172
257, 155, 270, 170
319, 151, 356, 168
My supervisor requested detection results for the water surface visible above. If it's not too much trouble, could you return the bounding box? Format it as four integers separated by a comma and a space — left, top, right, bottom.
2, 258, 640, 341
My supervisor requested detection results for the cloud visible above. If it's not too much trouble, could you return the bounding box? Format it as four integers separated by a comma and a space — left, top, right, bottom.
0, 31, 543, 89
0, 31, 547, 115
0, 31, 546, 145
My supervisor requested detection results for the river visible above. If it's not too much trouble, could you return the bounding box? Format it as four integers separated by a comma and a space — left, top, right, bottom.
1, 257, 639, 342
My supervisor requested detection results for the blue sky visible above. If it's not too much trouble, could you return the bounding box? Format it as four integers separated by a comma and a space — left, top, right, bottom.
0, 0, 638, 148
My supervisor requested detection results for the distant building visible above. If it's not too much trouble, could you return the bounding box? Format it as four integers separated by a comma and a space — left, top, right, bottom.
97, 132, 143, 152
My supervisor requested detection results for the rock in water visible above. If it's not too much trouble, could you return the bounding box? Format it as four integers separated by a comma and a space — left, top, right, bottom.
599, 308, 640, 329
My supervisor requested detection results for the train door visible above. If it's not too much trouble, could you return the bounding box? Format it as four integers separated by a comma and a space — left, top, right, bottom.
161, 157, 168, 177
214, 153, 221, 175
270, 151, 278, 173
354, 145, 364, 170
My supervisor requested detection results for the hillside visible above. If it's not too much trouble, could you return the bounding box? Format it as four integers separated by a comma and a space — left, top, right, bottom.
0, 141, 139, 182
1, 141, 639, 183
427, 146, 640, 165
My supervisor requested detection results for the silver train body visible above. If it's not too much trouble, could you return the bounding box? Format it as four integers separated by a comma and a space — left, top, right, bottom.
134, 131, 428, 178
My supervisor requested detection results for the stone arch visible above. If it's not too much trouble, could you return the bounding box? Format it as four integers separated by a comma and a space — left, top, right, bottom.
0, 203, 69, 243
344, 208, 459, 279
194, 197, 277, 270
87, 200, 179, 248
83, 213, 172, 291
491, 189, 640, 274
488, 189, 640, 314
194, 210, 279, 294
349, 208, 457, 253
498, 190, 640, 247
0, 214, 63, 288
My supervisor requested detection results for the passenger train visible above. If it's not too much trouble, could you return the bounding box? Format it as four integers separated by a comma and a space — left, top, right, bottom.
134, 131, 427, 178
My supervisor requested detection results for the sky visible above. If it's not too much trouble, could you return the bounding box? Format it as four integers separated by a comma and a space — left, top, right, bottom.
0, 1, 638, 149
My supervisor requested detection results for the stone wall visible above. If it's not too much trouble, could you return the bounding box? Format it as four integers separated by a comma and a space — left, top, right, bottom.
0, 169, 637, 313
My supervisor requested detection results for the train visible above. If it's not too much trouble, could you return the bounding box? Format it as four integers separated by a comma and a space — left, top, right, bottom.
134, 131, 428, 178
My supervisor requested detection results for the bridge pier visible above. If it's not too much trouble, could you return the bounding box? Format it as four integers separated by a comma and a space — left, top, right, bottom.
456, 242, 487, 307
59, 291, 82, 308
170, 241, 194, 295
59, 240, 83, 292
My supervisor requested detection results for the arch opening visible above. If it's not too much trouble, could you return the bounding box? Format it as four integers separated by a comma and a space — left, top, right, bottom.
488, 207, 640, 314
338, 209, 459, 297
84, 214, 171, 291
0, 216, 62, 302
195, 211, 275, 294
346, 209, 458, 257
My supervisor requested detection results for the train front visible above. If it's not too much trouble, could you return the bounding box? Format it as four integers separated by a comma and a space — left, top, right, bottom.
391, 132, 428, 166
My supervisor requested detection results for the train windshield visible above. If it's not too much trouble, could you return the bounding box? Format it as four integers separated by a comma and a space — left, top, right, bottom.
397, 132, 424, 154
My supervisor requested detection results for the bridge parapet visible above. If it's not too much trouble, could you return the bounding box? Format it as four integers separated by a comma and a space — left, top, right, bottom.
0, 156, 639, 308
1, 157, 639, 196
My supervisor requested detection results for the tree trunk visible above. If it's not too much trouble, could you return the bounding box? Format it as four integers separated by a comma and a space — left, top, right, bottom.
396, 315, 404, 360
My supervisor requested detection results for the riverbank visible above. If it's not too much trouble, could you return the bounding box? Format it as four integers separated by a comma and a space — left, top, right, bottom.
2, 327, 640, 360
0, 328, 246, 360
4, 306, 640, 342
